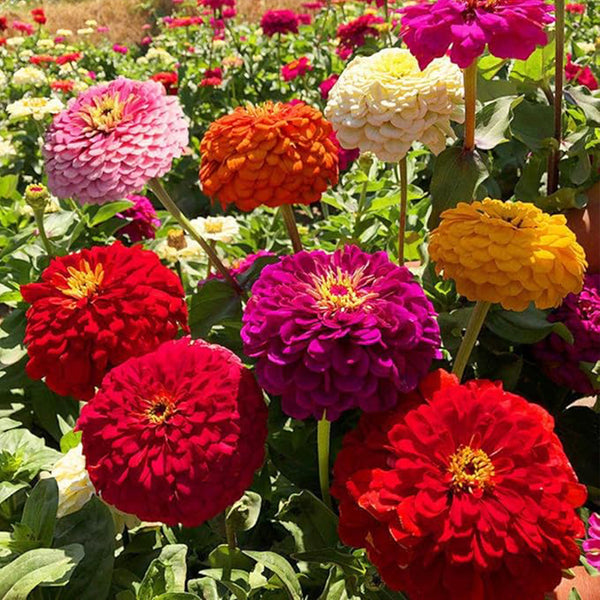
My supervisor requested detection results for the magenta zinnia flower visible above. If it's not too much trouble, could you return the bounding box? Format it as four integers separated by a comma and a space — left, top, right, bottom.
329, 131, 359, 171
281, 57, 313, 81
319, 74, 339, 100
400, 0, 554, 69
584, 513, 600, 570
532, 274, 600, 395
116, 194, 161, 243
260, 10, 299, 37
43, 77, 188, 205
242, 246, 441, 421
337, 14, 384, 59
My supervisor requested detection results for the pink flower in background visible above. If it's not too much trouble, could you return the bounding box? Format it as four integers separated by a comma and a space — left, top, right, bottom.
565, 54, 598, 90
337, 14, 383, 59
566, 2, 586, 14
400, 0, 554, 69
141, 36, 152, 45
54, 36, 65, 43
88, 70, 97, 80
201, 67, 223, 86
222, 7, 237, 19
113, 44, 128, 54
142, 23, 152, 30
319, 74, 339, 99
44, 77, 189, 204
260, 10, 299, 36
97, 26, 109, 33
302, 1, 326, 9
584, 513, 600, 570
199, 0, 236, 9
329, 131, 359, 171
298, 13, 312, 24
281, 57, 313, 81
116, 194, 161, 243
12, 20, 35, 35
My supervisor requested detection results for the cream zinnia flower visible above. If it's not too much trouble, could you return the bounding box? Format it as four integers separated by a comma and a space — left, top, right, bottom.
76, 27, 95, 36
145, 47, 177, 64
0, 138, 16, 160
155, 228, 203, 263
12, 66, 47, 87
36, 39, 55, 50
56, 29, 73, 36
0, 70, 6, 89
6, 37, 26, 47
7, 97, 64, 120
325, 48, 464, 162
189, 216, 239, 243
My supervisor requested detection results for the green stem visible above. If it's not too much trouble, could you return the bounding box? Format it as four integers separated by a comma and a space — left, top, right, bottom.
280, 205, 303, 253
452, 301, 491, 381
148, 178, 243, 296
224, 515, 237, 581
206, 239, 216, 278
548, 0, 565, 195
317, 415, 332, 509
463, 61, 478, 153
398, 156, 408, 266
33, 208, 54, 257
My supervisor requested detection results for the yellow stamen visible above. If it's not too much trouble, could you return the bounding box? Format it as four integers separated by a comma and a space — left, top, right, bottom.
80, 92, 131, 133
204, 221, 224, 233
59, 260, 104, 299
167, 228, 187, 250
310, 266, 377, 313
448, 446, 495, 493
144, 393, 175, 424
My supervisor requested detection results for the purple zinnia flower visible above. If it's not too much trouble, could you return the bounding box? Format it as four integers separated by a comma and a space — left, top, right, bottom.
116, 194, 161, 243
532, 274, 600, 395
399, 0, 554, 69
260, 10, 299, 37
584, 513, 600, 570
242, 246, 441, 421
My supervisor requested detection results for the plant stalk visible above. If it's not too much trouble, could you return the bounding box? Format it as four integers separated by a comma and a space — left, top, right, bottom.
463, 61, 478, 153
281, 205, 303, 253
398, 156, 408, 265
33, 208, 54, 257
317, 415, 332, 509
452, 301, 491, 380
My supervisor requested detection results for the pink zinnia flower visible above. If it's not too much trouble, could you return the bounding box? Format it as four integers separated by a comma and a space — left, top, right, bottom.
116, 194, 161, 242
281, 57, 313, 81
298, 13, 312, 24
337, 14, 383, 59
113, 44, 128, 54
566, 2, 586, 14
43, 77, 189, 205
329, 131, 359, 171
565, 54, 598, 90
97, 26, 109, 33
302, 1, 326, 10
400, 0, 554, 69
319, 74, 339, 99
584, 513, 600, 570
199, 0, 236, 9
260, 10, 299, 37
222, 7, 237, 19
12, 20, 35, 35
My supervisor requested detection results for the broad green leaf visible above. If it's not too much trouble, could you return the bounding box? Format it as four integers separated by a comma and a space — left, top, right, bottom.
226, 491, 262, 534
510, 37, 555, 84
475, 96, 523, 150
510, 100, 554, 150
89, 200, 133, 227
156, 544, 188, 592
189, 280, 242, 339
565, 87, 600, 127
197, 569, 249, 600
242, 550, 302, 600
0, 544, 84, 599
187, 577, 219, 600
0, 175, 20, 201
0, 428, 60, 482
153, 594, 202, 600
21, 478, 58, 547
59, 430, 82, 453
294, 549, 366, 577
0, 481, 28, 505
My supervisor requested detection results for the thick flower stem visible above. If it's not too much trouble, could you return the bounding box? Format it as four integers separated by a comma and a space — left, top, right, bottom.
224, 516, 237, 581
148, 179, 243, 296
33, 208, 54, 257
281, 204, 303, 253
452, 301, 491, 381
463, 61, 478, 153
398, 156, 408, 266
548, 0, 565, 195
317, 415, 332, 509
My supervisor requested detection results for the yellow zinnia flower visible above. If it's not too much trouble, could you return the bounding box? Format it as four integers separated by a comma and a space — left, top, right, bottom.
429, 199, 587, 311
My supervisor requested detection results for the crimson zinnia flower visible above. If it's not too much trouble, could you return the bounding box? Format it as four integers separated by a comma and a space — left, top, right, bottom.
78, 337, 267, 526
565, 54, 599, 90
242, 246, 441, 421
260, 9, 299, 36
337, 14, 383, 59
332, 370, 586, 600
55, 52, 82, 65
151, 71, 178, 95
30, 8, 46, 25
21, 242, 188, 400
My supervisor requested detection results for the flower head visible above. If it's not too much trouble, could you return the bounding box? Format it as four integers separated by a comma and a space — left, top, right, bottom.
50, 80, 76, 93
260, 10, 299, 36
242, 246, 441, 421
43, 77, 188, 205
12, 66, 47, 87
12, 20, 35, 36
78, 337, 267, 526
200, 101, 338, 211
189, 215, 239, 243
7, 96, 64, 120
565, 54, 598, 90
319, 74, 339, 100
336, 14, 383, 59
429, 199, 587, 311
400, 0, 554, 69
21, 242, 188, 399
533, 274, 600, 394
584, 513, 600, 570
112, 43, 128, 54
566, 2, 586, 14
31, 8, 46, 25
326, 48, 464, 162
155, 228, 203, 263
332, 370, 586, 600
116, 194, 161, 243
281, 56, 312, 81
151, 71, 178, 95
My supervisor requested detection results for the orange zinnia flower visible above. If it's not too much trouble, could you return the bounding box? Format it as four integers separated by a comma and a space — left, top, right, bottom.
199, 101, 339, 211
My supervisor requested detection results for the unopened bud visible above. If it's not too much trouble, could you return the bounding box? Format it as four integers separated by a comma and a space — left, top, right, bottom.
167, 228, 187, 250
25, 183, 50, 211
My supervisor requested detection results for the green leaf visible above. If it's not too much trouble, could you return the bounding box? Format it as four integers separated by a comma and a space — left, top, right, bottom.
0, 544, 84, 599
568, 588, 583, 600
89, 200, 133, 227
137, 545, 188, 600
188, 578, 219, 600
0, 428, 60, 482
565, 87, 600, 127
0, 482, 28, 506
510, 100, 554, 150
197, 569, 249, 600
475, 96, 523, 150
242, 551, 302, 600
189, 280, 242, 339
156, 544, 188, 592
510, 37, 555, 84
153, 594, 202, 600
0, 175, 20, 201
226, 491, 262, 534
486, 305, 574, 345
31, 384, 80, 442
59, 430, 82, 454
21, 478, 58, 547
293, 550, 366, 578
429, 147, 489, 227
54, 496, 115, 600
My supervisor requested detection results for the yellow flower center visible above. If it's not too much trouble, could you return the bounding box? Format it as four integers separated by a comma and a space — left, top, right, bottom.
448, 446, 495, 493
311, 267, 377, 313
80, 92, 130, 133
24, 98, 50, 108
145, 392, 175, 424
167, 228, 187, 250
477, 200, 539, 229
377, 52, 419, 79
59, 260, 104, 299
204, 221, 224, 233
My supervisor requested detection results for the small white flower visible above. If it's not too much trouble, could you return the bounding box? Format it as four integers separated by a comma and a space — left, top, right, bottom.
0, 138, 16, 160
6, 37, 25, 47
76, 27, 95, 36
12, 66, 47, 87
579, 42, 596, 54
146, 47, 177, 64
155, 228, 204, 263
36, 38, 55, 50
56, 29, 73, 36
18, 50, 34, 61
189, 216, 239, 243
85, 19, 98, 27
7, 96, 64, 120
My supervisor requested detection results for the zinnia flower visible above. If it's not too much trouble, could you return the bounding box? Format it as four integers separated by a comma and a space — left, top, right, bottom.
0, 17, 7, 31
30, 8, 46, 25
116, 194, 161, 243
566, 2, 586, 14
281, 57, 313, 81
189, 215, 239, 243
50, 80, 76, 93
260, 10, 299, 36
30, 54, 56, 65
77, 337, 268, 526
429, 199, 587, 311
21, 242, 188, 400
336, 14, 383, 59
200, 101, 338, 211
12, 20, 35, 36
325, 48, 464, 162
151, 71, 178, 95
400, 0, 554, 69
12, 66, 47, 86
242, 246, 441, 421
319, 74, 339, 100
584, 513, 600, 570
155, 228, 203, 263
112, 44, 128, 54
43, 77, 189, 205
55, 52, 81, 65
332, 369, 586, 600
565, 54, 598, 90
532, 274, 600, 394
7, 96, 64, 120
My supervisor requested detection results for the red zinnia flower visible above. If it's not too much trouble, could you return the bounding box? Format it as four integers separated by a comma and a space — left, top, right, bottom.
30, 54, 56, 65
51, 80, 76, 93
78, 337, 268, 526
21, 242, 188, 400
566, 2, 585, 14
56, 52, 82, 65
12, 20, 35, 35
336, 14, 384, 59
565, 53, 598, 90
151, 71, 178, 95
0, 17, 7, 32
332, 370, 586, 600
31, 8, 47, 25
281, 56, 312, 81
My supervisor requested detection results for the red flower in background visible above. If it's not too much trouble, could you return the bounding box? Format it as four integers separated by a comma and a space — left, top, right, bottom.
336, 14, 383, 59
12, 20, 35, 35
51, 80, 76, 93
332, 370, 586, 600
281, 56, 312, 81
319, 74, 339, 99
201, 67, 223, 86
30, 54, 56, 65
78, 337, 268, 526
30, 8, 46, 25
565, 53, 598, 89
0, 17, 7, 31
21, 242, 188, 400
566, 2, 586, 14
56, 52, 82, 65
260, 9, 299, 36
152, 71, 179, 94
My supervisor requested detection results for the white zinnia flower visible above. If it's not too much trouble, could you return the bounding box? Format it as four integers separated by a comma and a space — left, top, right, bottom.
155, 228, 203, 263
36, 38, 55, 50
56, 29, 73, 36
6, 37, 25, 47
76, 27, 95, 36
145, 47, 177, 64
189, 216, 239, 243
12, 66, 47, 87
325, 48, 464, 162
0, 138, 16, 160
85, 19, 98, 27
7, 97, 64, 120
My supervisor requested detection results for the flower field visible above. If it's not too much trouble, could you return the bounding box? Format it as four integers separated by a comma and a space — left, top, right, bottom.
0, 0, 599, 599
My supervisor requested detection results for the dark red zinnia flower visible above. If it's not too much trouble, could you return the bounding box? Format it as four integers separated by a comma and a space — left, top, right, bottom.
55, 52, 82, 65
151, 71, 179, 95
78, 337, 268, 526
31, 8, 46, 25
0, 17, 7, 32
332, 370, 586, 600
21, 242, 188, 400
51, 80, 76, 93
565, 53, 599, 90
